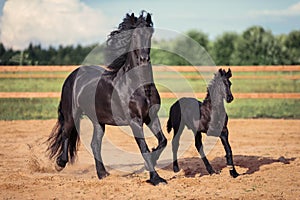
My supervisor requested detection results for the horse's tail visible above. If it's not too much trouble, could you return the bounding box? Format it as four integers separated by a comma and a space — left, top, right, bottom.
47, 92, 80, 163
47, 101, 65, 160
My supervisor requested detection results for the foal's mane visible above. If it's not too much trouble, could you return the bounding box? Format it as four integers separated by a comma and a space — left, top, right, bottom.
205, 69, 229, 136
105, 11, 153, 73
205, 69, 228, 104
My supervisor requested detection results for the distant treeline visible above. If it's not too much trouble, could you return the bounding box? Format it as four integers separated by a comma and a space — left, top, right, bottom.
0, 26, 299, 66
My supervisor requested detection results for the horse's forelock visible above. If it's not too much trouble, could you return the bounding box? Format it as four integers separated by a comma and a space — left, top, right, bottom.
105, 11, 153, 72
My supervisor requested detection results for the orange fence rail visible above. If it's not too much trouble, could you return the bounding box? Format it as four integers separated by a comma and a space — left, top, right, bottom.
1, 73, 300, 80
0, 65, 300, 72
0, 92, 300, 99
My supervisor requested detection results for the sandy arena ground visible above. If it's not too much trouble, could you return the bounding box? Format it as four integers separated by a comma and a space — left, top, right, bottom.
0, 119, 299, 199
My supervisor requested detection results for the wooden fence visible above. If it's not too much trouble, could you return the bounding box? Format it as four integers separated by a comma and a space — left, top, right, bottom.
0, 65, 299, 99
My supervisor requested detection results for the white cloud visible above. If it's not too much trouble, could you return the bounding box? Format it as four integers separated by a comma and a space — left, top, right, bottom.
250, 1, 300, 17
0, 0, 112, 50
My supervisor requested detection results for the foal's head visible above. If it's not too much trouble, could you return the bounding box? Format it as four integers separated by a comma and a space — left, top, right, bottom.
209, 68, 234, 103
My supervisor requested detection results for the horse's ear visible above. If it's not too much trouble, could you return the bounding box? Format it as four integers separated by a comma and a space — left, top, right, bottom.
130, 13, 135, 25
226, 68, 232, 78
146, 13, 152, 26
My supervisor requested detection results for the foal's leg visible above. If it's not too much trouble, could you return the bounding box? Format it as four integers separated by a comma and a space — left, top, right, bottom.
171, 124, 184, 173
91, 123, 109, 179
145, 116, 167, 167
130, 119, 167, 185
194, 131, 216, 175
220, 128, 239, 178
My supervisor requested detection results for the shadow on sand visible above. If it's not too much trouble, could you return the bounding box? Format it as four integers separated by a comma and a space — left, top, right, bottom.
162, 155, 296, 177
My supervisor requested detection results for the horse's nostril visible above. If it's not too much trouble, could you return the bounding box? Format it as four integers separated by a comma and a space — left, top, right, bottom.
140, 55, 149, 63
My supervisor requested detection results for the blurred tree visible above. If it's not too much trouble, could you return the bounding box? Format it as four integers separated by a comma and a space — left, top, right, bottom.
186, 30, 209, 50
0, 43, 6, 64
211, 32, 238, 65
0, 28, 299, 66
284, 30, 300, 64
231, 26, 283, 65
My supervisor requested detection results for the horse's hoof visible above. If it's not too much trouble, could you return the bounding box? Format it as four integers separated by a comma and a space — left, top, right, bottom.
147, 176, 167, 186
55, 159, 67, 171
230, 170, 239, 178
55, 163, 64, 172
97, 171, 110, 179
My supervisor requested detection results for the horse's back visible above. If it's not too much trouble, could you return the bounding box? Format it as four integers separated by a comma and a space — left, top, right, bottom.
60, 65, 108, 120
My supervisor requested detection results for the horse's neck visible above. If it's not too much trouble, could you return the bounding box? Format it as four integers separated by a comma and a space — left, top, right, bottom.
113, 57, 154, 96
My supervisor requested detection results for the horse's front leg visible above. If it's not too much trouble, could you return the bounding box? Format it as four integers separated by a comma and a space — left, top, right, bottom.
220, 128, 239, 178
130, 119, 167, 185
146, 116, 167, 167
91, 123, 109, 179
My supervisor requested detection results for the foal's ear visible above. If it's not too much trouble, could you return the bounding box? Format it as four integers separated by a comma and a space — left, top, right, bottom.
218, 68, 225, 76
226, 68, 232, 78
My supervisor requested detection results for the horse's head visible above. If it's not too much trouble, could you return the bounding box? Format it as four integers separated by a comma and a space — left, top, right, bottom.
105, 11, 154, 72
129, 11, 154, 66
218, 68, 234, 103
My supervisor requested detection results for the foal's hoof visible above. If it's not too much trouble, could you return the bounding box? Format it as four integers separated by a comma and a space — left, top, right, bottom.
173, 165, 180, 173
147, 176, 167, 186
230, 169, 239, 178
97, 171, 110, 180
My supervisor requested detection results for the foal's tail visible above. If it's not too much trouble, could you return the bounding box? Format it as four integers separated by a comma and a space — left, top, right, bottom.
167, 103, 176, 133
47, 101, 80, 163
167, 101, 181, 134
166, 116, 173, 133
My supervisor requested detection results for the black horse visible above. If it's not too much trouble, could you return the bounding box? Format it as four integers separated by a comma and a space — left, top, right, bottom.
47, 12, 167, 185
167, 69, 239, 178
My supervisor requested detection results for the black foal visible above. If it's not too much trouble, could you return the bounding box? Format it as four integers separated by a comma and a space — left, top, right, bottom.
167, 68, 239, 178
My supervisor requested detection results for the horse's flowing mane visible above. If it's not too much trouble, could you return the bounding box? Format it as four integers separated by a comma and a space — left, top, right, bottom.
105, 11, 153, 72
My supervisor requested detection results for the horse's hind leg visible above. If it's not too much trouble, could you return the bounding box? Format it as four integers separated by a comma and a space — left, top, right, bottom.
220, 128, 239, 178
91, 123, 109, 179
194, 131, 216, 175
171, 124, 184, 173
56, 120, 74, 170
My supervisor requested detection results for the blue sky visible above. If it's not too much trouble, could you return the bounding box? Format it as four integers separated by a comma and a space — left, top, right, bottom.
0, 0, 300, 50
